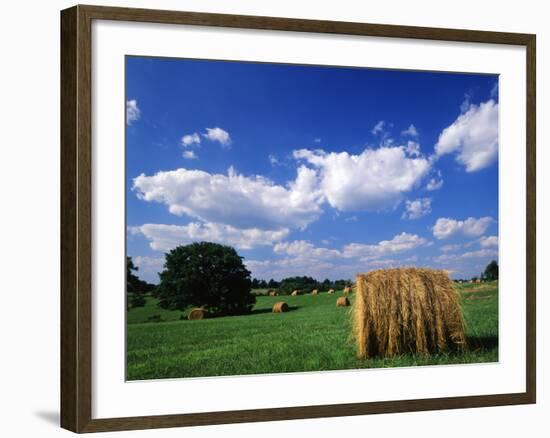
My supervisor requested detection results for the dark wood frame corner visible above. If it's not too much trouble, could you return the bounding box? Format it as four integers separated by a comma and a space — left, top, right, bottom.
60, 4, 536, 433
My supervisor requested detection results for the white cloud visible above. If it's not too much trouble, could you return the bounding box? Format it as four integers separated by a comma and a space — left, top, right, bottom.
402, 124, 419, 137
131, 256, 164, 283
182, 150, 198, 160
181, 133, 201, 147
342, 232, 429, 260
246, 231, 430, 281
402, 198, 432, 220
432, 216, 493, 239
132, 166, 323, 230
440, 243, 463, 253
273, 240, 340, 260
126, 100, 140, 125
434, 248, 498, 264
133, 255, 164, 272
479, 235, 498, 248
371, 120, 385, 135
405, 141, 421, 157
426, 171, 444, 191
268, 154, 280, 167
131, 222, 289, 251
435, 99, 498, 172
293, 147, 431, 212
460, 93, 472, 113
202, 127, 231, 147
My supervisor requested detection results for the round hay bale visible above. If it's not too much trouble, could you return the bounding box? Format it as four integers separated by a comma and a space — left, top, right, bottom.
291, 290, 300, 296
343, 286, 351, 294
336, 297, 350, 307
272, 301, 289, 313
188, 308, 207, 320
327, 289, 335, 294
268, 290, 278, 296
311, 289, 318, 295
353, 268, 466, 359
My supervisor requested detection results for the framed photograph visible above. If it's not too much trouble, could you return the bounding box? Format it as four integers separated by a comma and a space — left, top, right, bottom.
60, 4, 536, 433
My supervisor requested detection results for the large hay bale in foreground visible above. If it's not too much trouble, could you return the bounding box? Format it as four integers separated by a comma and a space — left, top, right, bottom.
188, 308, 208, 320
272, 301, 289, 313
291, 290, 300, 296
336, 297, 350, 307
353, 268, 466, 358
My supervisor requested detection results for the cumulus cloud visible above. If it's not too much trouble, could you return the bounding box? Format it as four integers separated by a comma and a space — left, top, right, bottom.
434, 248, 498, 264
405, 141, 421, 157
479, 235, 498, 248
293, 147, 431, 212
182, 150, 198, 160
202, 127, 231, 147
402, 124, 419, 137
131, 222, 289, 251
181, 133, 201, 147
132, 166, 323, 230
342, 232, 429, 261
440, 243, 463, 253
432, 216, 493, 239
402, 198, 432, 220
273, 240, 340, 260
426, 171, 444, 191
126, 99, 140, 125
131, 255, 164, 283
246, 232, 429, 280
435, 99, 498, 172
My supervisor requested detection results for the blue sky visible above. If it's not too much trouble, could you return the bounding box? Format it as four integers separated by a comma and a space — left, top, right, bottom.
126, 56, 499, 284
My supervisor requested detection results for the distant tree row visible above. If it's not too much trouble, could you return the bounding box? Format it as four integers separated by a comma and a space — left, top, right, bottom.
453, 260, 499, 283
251, 278, 280, 289
274, 276, 352, 295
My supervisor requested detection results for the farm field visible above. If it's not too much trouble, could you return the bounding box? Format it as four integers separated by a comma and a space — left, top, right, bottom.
126, 281, 498, 381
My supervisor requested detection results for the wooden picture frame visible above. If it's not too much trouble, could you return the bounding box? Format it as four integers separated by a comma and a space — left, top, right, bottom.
61, 4, 536, 433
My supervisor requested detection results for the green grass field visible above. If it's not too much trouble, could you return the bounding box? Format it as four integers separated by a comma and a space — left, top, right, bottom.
126, 282, 498, 380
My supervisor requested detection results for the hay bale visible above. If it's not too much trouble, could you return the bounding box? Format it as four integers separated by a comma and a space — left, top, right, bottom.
188, 308, 208, 320
291, 290, 300, 296
272, 301, 289, 313
343, 286, 351, 294
353, 268, 466, 358
311, 289, 318, 295
327, 289, 335, 294
268, 290, 278, 296
336, 296, 350, 307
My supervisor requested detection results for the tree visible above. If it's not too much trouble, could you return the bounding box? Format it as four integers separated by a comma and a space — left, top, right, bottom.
156, 242, 255, 316
267, 278, 279, 289
278, 276, 319, 294
483, 260, 499, 281
127, 256, 146, 308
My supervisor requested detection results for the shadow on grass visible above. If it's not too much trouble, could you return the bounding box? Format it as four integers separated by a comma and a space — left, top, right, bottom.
466, 335, 499, 352
249, 305, 300, 316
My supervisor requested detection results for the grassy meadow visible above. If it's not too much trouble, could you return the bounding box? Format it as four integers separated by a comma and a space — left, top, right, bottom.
126, 281, 498, 380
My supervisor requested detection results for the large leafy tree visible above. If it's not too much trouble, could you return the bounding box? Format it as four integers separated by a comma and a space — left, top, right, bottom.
156, 242, 255, 316
483, 260, 499, 281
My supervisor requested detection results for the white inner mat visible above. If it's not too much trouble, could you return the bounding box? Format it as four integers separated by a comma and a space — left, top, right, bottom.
92, 19, 526, 419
